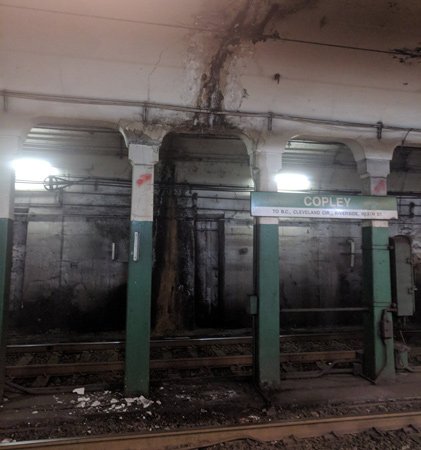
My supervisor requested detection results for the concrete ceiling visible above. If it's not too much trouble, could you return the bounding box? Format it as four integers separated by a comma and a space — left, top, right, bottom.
23, 125, 124, 155
1, 0, 421, 134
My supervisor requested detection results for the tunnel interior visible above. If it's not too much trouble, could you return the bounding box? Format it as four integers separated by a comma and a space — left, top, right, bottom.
6, 127, 421, 337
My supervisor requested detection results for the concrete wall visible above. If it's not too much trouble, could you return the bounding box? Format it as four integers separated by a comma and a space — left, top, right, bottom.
277, 144, 421, 328
153, 134, 254, 332
8, 135, 421, 334
9, 144, 132, 332
11, 190, 131, 332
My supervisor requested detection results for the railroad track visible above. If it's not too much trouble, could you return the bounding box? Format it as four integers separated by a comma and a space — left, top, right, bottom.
1, 410, 421, 449
5, 332, 362, 389
6, 329, 420, 389
5, 350, 358, 377
6, 331, 360, 353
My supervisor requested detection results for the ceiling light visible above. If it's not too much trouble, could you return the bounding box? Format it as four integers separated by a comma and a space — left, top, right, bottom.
11, 158, 59, 190
275, 173, 310, 191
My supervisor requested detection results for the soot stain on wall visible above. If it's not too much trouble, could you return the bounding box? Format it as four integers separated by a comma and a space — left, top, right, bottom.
153, 158, 196, 334
393, 47, 421, 64
12, 284, 128, 333
195, 0, 318, 125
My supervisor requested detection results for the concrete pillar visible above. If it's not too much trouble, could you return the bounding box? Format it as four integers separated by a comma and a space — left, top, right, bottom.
0, 137, 17, 400
125, 143, 159, 395
253, 142, 283, 390
357, 157, 395, 382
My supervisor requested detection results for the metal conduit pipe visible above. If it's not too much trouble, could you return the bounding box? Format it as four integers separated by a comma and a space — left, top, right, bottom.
3, 89, 421, 134
280, 308, 368, 312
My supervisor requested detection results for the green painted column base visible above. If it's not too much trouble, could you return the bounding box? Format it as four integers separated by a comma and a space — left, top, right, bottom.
362, 225, 395, 382
125, 220, 153, 395
255, 222, 280, 390
0, 218, 13, 401
364, 308, 395, 381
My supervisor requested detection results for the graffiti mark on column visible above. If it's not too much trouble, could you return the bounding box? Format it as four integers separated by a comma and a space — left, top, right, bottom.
374, 178, 387, 195
136, 173, 152, 187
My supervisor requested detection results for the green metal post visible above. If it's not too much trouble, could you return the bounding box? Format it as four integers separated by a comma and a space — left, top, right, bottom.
362, 224, 395, 381
255, 220, 280, 389
124, 143, 158, 396
125, 220, 153, 395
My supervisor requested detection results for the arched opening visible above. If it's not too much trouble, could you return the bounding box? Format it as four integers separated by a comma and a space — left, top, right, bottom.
9, 124, 131, 335
152, 132, 254, 335
278, 139, 363, 329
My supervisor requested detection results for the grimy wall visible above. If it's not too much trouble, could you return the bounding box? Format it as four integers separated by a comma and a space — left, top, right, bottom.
2, 1, 421, 334
7, 131, 421, 334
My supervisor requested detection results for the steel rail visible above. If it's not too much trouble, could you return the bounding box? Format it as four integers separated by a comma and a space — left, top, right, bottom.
5, 350, 358, 378
6, 332, 361, 353
2, 411, 421, 449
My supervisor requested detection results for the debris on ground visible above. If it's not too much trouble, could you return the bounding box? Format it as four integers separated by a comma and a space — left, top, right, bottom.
72, 388, 85, 395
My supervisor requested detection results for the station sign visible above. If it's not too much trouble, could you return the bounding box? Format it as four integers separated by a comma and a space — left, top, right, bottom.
251, 192, 398, 220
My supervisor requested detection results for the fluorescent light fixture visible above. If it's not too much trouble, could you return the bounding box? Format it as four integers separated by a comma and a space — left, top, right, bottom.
11, 158, 59, 190
275, 172, 310, 191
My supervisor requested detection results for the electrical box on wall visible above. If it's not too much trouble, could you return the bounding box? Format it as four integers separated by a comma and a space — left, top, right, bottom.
390, 235, 416, 317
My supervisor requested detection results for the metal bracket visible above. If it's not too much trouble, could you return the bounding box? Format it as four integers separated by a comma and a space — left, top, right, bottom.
133, 232, 140, 262
267, 113, 273, 132
376, 121, 383, 140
